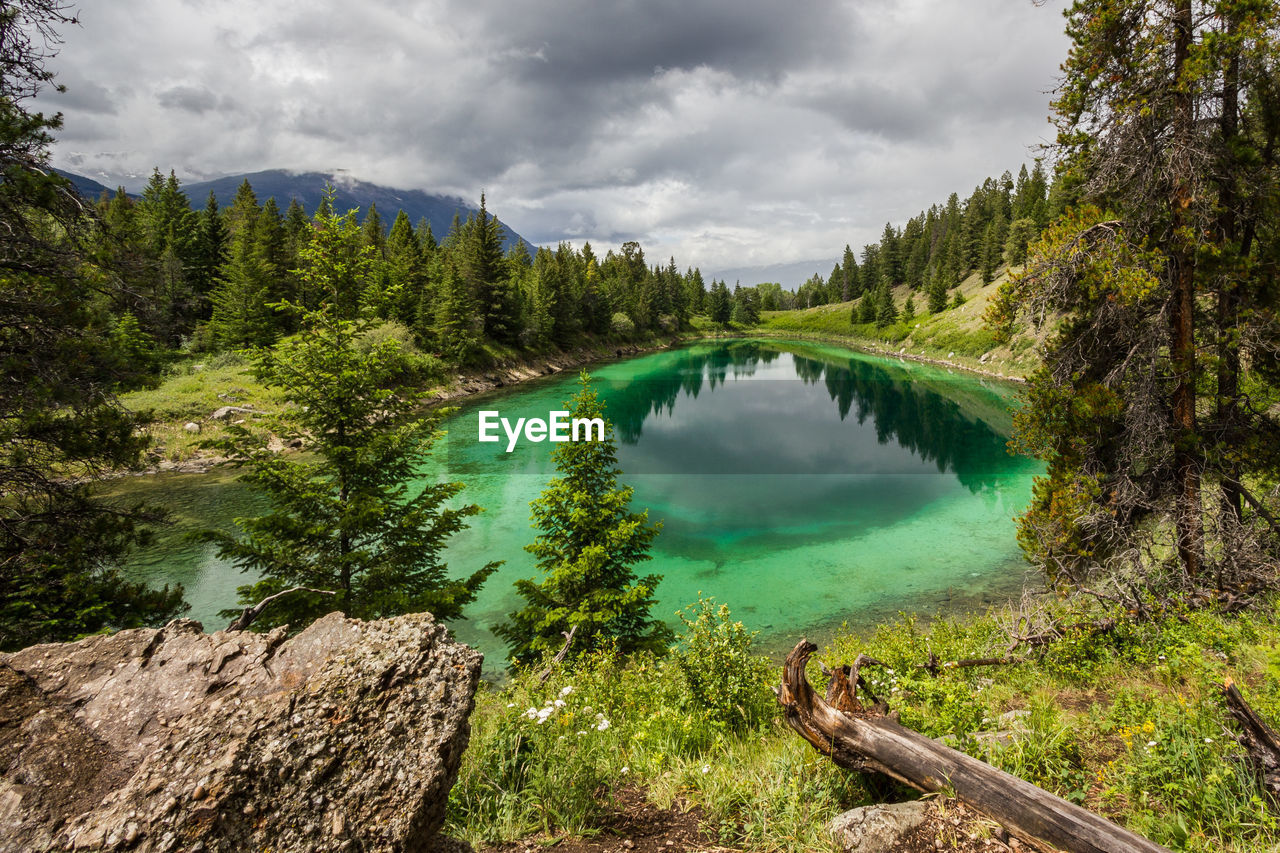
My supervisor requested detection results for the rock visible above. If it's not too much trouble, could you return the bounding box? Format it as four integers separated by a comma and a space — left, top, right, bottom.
0, 611, 481, 853
210, 405, 256, 421
182, 422, 201, 434
829, 800, 930, 853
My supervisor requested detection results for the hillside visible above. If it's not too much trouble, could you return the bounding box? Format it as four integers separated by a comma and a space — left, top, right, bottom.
756, 268, 1042, 380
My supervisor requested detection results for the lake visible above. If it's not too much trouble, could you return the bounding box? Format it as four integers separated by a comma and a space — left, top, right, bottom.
114, 338, 1042, 666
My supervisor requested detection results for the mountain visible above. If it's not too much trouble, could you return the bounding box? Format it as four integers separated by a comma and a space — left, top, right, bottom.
185, 170, 536, 253
53, 167, 536, 254
704, 259, 835, 291
52, 168, 117, 201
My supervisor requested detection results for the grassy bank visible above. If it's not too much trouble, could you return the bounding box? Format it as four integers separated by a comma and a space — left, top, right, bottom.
757, 268, 1041, 381
118, 331, 693, 466
448, 597, 1280, 852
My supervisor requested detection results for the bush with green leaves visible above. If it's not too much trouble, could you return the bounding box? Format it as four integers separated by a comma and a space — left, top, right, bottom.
672, 597, 776, 732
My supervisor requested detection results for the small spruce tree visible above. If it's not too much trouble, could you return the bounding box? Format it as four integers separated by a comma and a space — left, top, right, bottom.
497, 372, 669, 666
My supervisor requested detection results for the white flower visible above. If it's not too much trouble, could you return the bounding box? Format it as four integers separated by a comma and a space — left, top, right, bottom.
1205, 738, 1214, 744
621, 766, 629, 775
1147, 740, 1157, 747
577, 730, 587, 737
582, 705, 594, 715
560, 685, 574, 697
554, 699, 566, 708
523, 707, 538, 720
506, 703, 515, 709
700, 765, 711, 774
596, 718, 611, 731
536, 706, 554, 724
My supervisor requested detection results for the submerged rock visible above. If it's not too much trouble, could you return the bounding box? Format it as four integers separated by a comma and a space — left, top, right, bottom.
0, 611, 481, 852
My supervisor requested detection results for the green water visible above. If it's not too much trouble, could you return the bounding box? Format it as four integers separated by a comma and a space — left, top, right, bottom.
115, 338, 1041, 665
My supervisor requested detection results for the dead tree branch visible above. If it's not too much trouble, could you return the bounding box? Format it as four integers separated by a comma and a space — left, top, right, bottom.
778, 639, 1170, 853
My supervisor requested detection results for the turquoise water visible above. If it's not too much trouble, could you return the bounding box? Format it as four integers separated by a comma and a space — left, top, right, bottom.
116, 339, 1041, 665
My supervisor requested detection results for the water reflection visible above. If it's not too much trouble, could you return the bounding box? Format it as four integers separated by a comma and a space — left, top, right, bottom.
592, 340, 1015, 489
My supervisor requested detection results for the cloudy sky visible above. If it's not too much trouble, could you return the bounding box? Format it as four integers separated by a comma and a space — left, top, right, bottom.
45, 0, 1070, 284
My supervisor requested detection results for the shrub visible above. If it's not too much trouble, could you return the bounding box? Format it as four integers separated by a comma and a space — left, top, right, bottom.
610, 312, 636, 338
672, 598, 777, 732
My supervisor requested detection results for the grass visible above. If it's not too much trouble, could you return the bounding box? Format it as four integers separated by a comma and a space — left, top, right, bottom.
118, 352, 286, 462
756, 268, 1042, 380
448, 596, 1280, 852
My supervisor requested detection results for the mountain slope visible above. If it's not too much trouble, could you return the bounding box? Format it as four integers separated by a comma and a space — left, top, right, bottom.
54, 167, 536, 253
52, 168, 117, 201
185, 170, 535, 253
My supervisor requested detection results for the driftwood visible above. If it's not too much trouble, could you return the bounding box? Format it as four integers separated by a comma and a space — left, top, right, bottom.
779, 639, 1170, 853
1223, 679, 1280, 802
536, 625, 578, 685
225, 586, 337, 632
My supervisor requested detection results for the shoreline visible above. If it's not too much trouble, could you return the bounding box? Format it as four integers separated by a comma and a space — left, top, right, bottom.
121, 334, 694, 478
119, 329, 1027, 479
739, 328, 1029, 383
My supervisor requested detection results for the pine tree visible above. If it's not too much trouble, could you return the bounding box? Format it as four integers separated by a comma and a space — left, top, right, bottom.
497, 372, 668, 665
986, 0, 1280, 587
855, 291, 877, 324
386, 210, 428, 327
0, 0, 186, 649
190, 192, 227, 313
207, 220, 277, 349
202, 202, 496, 631
459, 194, 519, 343
875, 284, 898, 327
842, 244, 858, 300
433, 260, 482, 363
926, 268, 948, 314
708, 279, 732, 326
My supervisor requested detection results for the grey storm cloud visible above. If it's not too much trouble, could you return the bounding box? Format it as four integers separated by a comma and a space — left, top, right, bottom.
156, 84, 224, 114
43, 0, 1070, 282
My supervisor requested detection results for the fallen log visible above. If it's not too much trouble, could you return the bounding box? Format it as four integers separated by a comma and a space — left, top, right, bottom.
1223, 678, 1280, 802
779, 639, 1170, 853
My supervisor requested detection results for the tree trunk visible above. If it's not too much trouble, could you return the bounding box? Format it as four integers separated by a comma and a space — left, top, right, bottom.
779, 640, 1171, 853
1169, 0, 1203, 578
1216, 13, 1244, 523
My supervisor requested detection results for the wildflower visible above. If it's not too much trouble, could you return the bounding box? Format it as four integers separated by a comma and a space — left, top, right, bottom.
560, 685, 574, 697
597, 718, 611, 732
506, 703, 515, 709
554, 699, 566, 708
582, 705, 594, 715
536, 706, 554, 724
1147, 741, 1157, 747
701, 765, 711, 774
1205, 738, 1214, 744
524, 707, 538, 720
621, 766, 629, 775
577, 730, 587, 737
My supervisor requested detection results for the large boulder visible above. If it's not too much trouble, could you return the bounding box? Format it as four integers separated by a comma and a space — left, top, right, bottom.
0, 611, 481, 852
